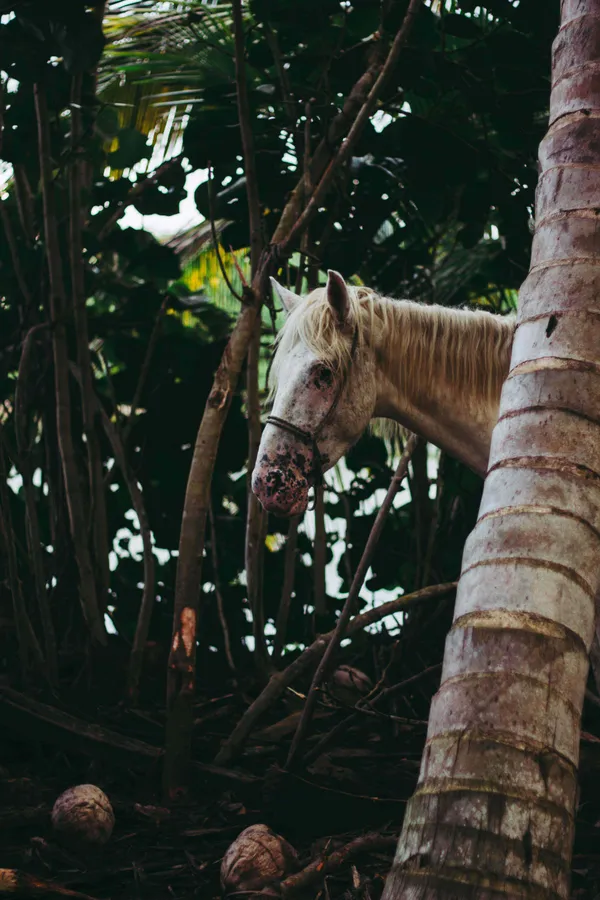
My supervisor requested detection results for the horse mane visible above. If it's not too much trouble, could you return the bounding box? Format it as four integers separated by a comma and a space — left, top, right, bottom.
269, 285, 516, 409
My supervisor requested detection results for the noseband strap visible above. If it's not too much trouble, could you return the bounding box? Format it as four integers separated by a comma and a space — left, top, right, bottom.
266, 326, 359, 488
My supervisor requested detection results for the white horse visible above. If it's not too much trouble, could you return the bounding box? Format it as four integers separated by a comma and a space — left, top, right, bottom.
252, 270, 515, 516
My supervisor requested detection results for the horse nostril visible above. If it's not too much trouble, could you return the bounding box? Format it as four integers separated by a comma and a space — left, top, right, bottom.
251, 466, 309, 516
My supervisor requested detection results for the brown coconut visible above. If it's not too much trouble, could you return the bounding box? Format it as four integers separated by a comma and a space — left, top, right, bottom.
220, 824, 299, 897
327, 665, 372, 706
51, 784, 115, 849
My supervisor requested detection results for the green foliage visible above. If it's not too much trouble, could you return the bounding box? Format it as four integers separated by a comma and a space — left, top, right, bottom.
0, 0, 556, 688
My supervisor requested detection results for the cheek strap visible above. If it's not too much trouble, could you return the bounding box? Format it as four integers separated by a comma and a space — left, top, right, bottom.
265, 327, 359, 488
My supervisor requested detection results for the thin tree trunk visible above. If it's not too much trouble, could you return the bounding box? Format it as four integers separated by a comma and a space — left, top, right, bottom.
313, 486, 327, 618
234, 0, 269, 677
272, 518, 299, 663
69, 74, 110, 614
99, 409, 155, 704
164, 0, 424, 797
245, 324, 269, 676
286, 434, 419, 770
0, 436, 46, 681
15, 325, 58, 684
382, 4, 600, 896
33, 84, 106, 646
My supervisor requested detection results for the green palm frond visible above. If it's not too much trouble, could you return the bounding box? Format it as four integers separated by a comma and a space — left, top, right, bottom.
99, 0, 237, 161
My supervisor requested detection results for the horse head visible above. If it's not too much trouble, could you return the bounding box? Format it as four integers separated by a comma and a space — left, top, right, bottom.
251, 270, 377, 516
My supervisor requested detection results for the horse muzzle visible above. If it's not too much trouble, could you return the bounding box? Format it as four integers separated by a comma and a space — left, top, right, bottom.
251, 462, 310, 517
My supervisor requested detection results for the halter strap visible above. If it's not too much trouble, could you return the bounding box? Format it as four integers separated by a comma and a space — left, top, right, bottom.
266, 326, 359, 488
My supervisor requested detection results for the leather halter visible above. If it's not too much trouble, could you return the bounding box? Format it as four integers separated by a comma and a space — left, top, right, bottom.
266, 327, 359, 488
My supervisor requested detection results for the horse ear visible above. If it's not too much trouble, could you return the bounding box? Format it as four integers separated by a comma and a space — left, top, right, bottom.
326, 270, 350, 327
270, 278, 299, 314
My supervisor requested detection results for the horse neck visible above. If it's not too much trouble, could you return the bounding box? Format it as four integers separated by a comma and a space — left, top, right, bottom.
370, 299, 515, 476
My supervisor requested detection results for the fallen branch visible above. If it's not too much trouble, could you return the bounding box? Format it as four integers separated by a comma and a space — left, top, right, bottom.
214, 580, 456, 765
0, 869, 100, 899
0, 686, 256, 785
280, 832, 397, 897
285, 434, 420, 770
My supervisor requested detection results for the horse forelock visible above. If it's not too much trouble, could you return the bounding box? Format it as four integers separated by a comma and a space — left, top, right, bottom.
268, 284, 515, 407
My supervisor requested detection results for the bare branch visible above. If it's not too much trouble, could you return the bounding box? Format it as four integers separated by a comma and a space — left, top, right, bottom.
207, 167, 243, 302
122, 295, 169, 444
209, 505, 237, 677
0, 203, 32, 311
285, 434, 420, 770
232, 0, 262, 274
281, 832, 397, 897
279, 0, 423, 255
214, 578, 455, 766
272, 518, 299, 663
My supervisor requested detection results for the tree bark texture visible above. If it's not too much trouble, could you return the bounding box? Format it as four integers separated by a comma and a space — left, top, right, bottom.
382, 3, 600, 898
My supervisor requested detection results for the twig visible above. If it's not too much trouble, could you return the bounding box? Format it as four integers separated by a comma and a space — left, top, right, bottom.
271, 0, 422, 244
208, 505, 237, 677
214, 579, 455, 765
207, 166, 243, 302
281, 832, 397, 897
0, 435, 46, 682
272, 518, 299, 663
232, 0, 262, 273
0, 74, 3, 156
69, 363, 156, 703
285, 434, 420, 769
0, 202, 32, 310
363, 663, 442, 709
421, 451, 445, 587
104, 404, 156, 703
12, 164, 35, 246
14, 325, 58, 683
234, 0, 269, 680
278, 0, 423, 254
69, 73, 110, 614
96, 154, 184, 241
166, 0, 422, 797
265, 23, 296, 133
245, 322, 269, 676
0, 868, 101, 899
33, 83, 106, 646
303, 99, 313, 198
408, 439, 430, 589
0, 685, 256, 785
313, 485, 327, 618
122, 295, 169, 444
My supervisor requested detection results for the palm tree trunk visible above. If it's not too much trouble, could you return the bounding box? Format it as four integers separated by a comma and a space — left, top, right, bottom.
382, 2, 600, 897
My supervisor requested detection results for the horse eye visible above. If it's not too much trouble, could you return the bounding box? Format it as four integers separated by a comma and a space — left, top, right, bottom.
311, 364, 334, 389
